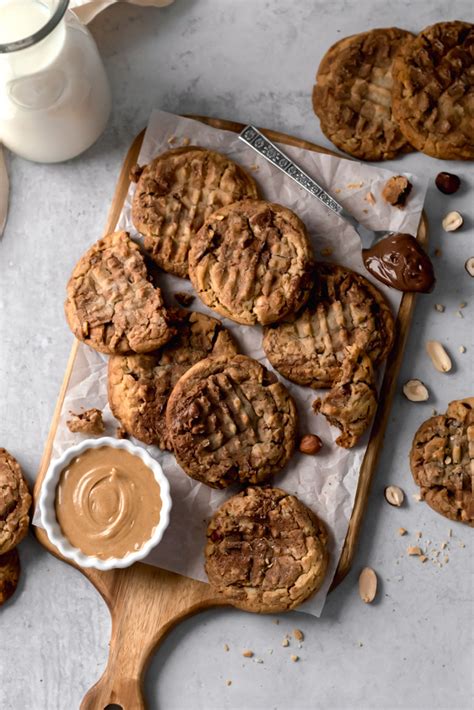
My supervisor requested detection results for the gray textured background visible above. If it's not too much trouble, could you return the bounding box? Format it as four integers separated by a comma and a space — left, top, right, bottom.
0, 2, 473, 709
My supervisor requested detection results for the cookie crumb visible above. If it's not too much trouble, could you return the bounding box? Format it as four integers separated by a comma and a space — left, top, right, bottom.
115, 426, 128, 439
412, 493, 422, 502
67, 408, 105, 435
242, 650, 253, 658
434, 304, 445, 312
398, 527, 407, 536
415, 531, 422, 538
407, 546, 423, 556
346, 181, 364, 189
174, 291, 195, 307
292, 629, 304, 642
459, 345, 466, 353
419, 555, 428, 563
290, 655, 299, 663
282, 638, 289, 647
167, 135, 176, 144
365, 191, 376, 205
223, 643, 229, 652
249, 163, 260, 172
181, 137, 190, 146
459, 302, 467, 309
444, 556, 449, 564
358, 641, 364, 647
382, 175, 412, 208
334, 188, 341, 194
226, 680, 232, 686
254, 658, 264, 664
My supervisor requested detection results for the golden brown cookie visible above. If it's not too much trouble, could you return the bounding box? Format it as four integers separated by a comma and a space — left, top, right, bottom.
0, 449, 31, 555
189, 200, 314, 326
65, 231, 175, 355
313, 346, 378, 448
312, 28, 414, 160
392, 22, 474, 160
108, 310, 238, 449
131, 147, 259, 278
410, 398, 474, 526
66, 408, 105, 435
205, 486, 329, 613
0, 548, 20, 607
166, 354, 297, 488
262, 262, 394, 389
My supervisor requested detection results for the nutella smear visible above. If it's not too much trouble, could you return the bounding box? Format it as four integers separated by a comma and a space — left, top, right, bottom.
362, 233, 435, 293
55, 446, 161, 560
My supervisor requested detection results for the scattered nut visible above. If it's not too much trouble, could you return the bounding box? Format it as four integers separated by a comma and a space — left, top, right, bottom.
403, 379, 429, 402
398, 528, 408, 536
242, 650, 253, 658
442, 211, 463, 232
358, 567, 377, 603
407, 546, 422, 556
290, 655, 299, 663
299, 434, 323, 455
292, 629, 304, 642
282, 638, 289, 647
419, 555, 428, 563
465, 257, 474, 277
384, 485, 405, 507
426, 340, 452, 373
459, 345, 466, 353
435, 172, 461, 195
434, 304, 445, 312
382, 175, 413, 208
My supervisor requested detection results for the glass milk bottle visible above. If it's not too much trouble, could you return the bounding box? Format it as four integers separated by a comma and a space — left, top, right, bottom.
0, 0, 111, 162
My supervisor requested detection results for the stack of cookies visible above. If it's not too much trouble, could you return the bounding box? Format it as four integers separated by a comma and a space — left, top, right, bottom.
312, 21, 474, 161
63, 143, 397, 611
0, 449, 31, 607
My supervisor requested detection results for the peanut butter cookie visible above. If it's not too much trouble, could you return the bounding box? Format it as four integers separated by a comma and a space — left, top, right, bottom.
65, 231, 175, 354
0, 548, 20, 607
262, 262, 394, 389
0, 449, 31, 555
166, 354, 297, 488
131, 147, 259, 278
108, 311, 238, 449
313, 346, 378, 448
205, 486, 329, 613
189, 200, 314, 326
312, 28, 414, 160
392, 22, 474, 160
410, 398, 474, 526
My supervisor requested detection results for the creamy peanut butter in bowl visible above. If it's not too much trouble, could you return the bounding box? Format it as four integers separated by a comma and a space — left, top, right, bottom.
38, 437, 171, 570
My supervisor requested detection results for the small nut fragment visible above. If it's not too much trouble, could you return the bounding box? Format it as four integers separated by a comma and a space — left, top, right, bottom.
459, 345, 466, 354
435, 172, 461, 195
465, 258, 474, 277
242, 650, 253, 658
299, 434, 322, 455
434, 304, 445, 312
419, 555, 428, 563
281, 638, 289, 647
398, 528, 408, 536
442, 211, 463, 232
358, 567, 377, 603
290, 655, 299, 662
425, 340, 452, 373
365, 191, 376, 205
403, 379, 429, 402
407, 546, 422, 556
292, 629, 304, 642
384, 485, 404, 507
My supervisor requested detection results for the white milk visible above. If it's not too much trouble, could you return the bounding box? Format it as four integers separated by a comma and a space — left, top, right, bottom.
0, 0, 111, 162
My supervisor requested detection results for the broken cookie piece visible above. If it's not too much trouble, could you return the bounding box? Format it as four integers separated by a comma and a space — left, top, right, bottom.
67, 408, 105, 436
382, 175, 412, 208
312, 346, 378, 448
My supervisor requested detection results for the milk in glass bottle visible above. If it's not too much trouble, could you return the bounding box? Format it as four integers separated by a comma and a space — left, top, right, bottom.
0, 0, 111, 162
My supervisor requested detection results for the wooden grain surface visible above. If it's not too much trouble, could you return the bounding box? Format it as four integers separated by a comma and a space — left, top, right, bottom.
33, 117, 428, 710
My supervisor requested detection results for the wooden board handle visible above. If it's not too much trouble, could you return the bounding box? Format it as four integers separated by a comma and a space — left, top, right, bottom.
79, 563, 222, 710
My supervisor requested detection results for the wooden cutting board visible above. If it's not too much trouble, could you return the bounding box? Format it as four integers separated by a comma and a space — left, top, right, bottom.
33, 116, 428, 710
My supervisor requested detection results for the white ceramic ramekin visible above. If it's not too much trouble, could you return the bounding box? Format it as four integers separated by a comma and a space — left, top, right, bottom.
38, 436, 172, 571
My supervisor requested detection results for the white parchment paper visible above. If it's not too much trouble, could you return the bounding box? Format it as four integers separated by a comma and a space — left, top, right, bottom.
34, 110, 428, 617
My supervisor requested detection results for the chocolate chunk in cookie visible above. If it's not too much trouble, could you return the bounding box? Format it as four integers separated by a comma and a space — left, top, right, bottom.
0, 548, 20, 607
313, 346, 378, 448
263, 262, 394, 389
67, 408, 105, 435
65, 231, 175, 355
392, 22, 474, 160
312, 28, 415, 160
166, 354, 297, 488
205, 486, 329, 613
189, 200, 314, 326
108, 311, 238, 449
132, 147, 259, 278
410, 398, 474, 526
0, 449, 31, 555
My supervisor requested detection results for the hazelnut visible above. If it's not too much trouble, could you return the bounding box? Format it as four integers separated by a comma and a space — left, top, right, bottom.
435, 172, 461, 195
384, 485, 405, 507
299, 434, 322, 455
442, 211, 463, 232
403, 379, 429, 402
465, 257, 474, 277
